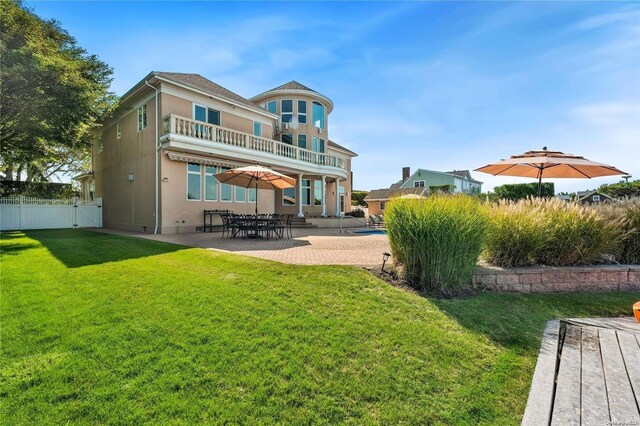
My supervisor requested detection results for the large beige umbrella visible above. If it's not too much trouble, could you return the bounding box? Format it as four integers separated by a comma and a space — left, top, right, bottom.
475, 147, 627, 196
215, 165, 296, 215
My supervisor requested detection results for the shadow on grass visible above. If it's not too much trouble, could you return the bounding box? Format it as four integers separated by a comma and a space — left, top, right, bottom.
24, 229, 186, 268
431, 292, 639, 353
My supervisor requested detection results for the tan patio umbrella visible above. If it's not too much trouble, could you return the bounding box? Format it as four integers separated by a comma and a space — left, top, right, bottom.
215, 165, 296, 215
475, 147, 627, 196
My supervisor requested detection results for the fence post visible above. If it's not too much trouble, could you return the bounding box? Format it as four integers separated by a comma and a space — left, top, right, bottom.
96, 197, 103, 228
72, 197, 78, 229
18, 195, 24, 230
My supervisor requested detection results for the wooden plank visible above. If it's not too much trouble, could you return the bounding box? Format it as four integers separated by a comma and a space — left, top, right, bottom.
566, 317, 640, 334
580, 326, 609, 425
522, 320, 561, 426
617, 331, 640, 411
551, 324, 582, 426
599, 329, 640, 423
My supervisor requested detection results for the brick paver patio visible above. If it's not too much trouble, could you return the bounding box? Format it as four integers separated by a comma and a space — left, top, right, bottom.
94, 228, 390, 267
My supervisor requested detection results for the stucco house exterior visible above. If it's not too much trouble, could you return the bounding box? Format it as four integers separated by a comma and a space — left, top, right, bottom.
364, 167, 482, 214
84, 72, 357, 234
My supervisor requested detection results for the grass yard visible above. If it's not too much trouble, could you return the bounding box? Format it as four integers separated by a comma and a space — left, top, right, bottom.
1, 230, 638, 424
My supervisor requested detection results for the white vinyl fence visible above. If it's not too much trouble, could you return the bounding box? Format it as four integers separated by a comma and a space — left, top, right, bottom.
0, 196, 102, 231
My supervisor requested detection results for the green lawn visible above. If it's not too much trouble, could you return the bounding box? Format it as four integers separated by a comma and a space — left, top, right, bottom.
1, 230, 638, 424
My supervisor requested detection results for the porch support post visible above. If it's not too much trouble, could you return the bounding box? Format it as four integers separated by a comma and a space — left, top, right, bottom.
321, 175, 327, 217
297, 174, 304, 218
335, 178, 341, 217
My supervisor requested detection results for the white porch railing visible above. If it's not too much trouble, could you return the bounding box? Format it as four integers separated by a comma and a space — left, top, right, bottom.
163, 114, 347, 170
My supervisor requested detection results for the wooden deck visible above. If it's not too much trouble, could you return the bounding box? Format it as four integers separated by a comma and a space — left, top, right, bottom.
523, 317, 640, 425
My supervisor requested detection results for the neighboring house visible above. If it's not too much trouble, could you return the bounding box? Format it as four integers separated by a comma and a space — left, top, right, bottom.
399, 168, 482, 194
364, 187, 429, 215
577, 191, 612, 204
85, 72, 357, 234
364, 167, 482, 214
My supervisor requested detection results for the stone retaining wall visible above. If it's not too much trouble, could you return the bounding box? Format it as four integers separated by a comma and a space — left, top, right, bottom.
473, 265, 640, 293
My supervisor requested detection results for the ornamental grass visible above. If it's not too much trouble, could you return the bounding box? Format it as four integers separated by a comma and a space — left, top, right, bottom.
385, 195, 486, 294
596, 198, 640, 264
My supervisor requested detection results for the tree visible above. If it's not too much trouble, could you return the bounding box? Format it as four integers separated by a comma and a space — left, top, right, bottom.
0, 0, 116, 182
493, 182, 555, 200
598, 180, 640, 198
351, 190, 369, 206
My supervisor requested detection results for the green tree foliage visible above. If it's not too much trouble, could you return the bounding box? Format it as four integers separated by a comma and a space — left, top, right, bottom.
351, 190, 369, 206
493, 182, 554, 200
598, 180, 640, 198
0, 0, 116, 182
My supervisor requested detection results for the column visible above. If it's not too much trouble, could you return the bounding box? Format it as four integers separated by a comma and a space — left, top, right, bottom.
297, 174, 304, 218
335, 179, 341, 217
321, 175, 327, 217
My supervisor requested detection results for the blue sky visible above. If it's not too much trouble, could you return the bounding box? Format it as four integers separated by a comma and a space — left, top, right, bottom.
29, 1, 640, 192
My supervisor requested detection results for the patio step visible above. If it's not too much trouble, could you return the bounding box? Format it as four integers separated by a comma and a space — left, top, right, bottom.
290, 217, 317, 229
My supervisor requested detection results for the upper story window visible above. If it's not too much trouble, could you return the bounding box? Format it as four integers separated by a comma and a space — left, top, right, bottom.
137, 104, 147, 131
194, 104, 220, 125
281, 100, 293, 123
297, 100, 307, 124
266, 100, 277, 114
312, 101, 325, 129
414, 180, 425, 188
253, 121, 262, 137
593, 195, 601, 202
281, 134, 293, 145
116, 122, 121, 140
297, 134, 307, 150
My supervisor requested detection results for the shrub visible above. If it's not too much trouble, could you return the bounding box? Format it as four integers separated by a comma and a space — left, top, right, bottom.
493, 182, 554, 200
483, 198, 623, 267
351, 191, 369, 207
385, 195, 486, 294
345, 208, 365, 218
596, 198, 640, 264
483, 200, 549, 267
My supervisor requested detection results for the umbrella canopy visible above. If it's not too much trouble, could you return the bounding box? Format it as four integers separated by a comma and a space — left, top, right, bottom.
475, 147, 627, 196
215, 165, 296, 215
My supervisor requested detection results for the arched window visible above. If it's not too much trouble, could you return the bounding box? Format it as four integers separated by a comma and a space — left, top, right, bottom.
312, 101, 325, 129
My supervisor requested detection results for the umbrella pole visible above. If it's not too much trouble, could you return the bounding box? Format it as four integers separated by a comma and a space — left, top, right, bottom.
255, 180, 258, 216
536, 167, 543, 197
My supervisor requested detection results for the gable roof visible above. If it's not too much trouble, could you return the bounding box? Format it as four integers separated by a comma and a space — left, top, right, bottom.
328, 140, 357, 157
268, 80, 318, 93
401, 168, 483, 188
364, 187, 428, 201
577, 191, 612, 201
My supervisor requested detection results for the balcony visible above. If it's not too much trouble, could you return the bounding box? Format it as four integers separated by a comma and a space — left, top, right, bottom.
161, 115, 348, 178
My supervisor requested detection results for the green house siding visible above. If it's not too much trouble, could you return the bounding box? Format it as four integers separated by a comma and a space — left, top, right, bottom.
400, 169, 481, 194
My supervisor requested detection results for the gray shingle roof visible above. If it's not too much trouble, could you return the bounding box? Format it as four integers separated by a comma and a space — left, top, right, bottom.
364, 187, 428, 201
328, 140, 357, 157
267, 80, 318, 93
154, 72, 266, 111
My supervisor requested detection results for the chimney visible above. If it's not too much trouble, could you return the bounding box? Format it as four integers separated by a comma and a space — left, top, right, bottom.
402, 167, 411, 182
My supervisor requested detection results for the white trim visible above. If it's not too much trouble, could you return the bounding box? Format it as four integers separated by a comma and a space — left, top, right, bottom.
297, 99, 307, 124
137, 104, 147, 132
302, 179, 312, 206
281, 99, 293, 123
312, 101, 326, 129
253, 121, 262, 137
414, 180, 425, 188
193, 102, 221, 126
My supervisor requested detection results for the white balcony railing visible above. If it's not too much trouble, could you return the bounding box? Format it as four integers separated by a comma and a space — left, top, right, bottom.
163, 114, 347, 170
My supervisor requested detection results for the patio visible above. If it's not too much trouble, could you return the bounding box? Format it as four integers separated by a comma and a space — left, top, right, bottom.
94, 228, 390, 267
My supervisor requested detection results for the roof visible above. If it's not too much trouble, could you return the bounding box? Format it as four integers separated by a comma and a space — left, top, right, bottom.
328, 140, 357, 157
153, 72, 266, 111
577, 191, 612, 201
364, 187, 428, 201
268, 80, 318, 93
402, 168, 483, 187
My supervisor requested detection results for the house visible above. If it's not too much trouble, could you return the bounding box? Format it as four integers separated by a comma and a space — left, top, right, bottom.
84, 72, 357, 234
364, 187, 429, 215
399, 167, 482, 194
576, 191, 612, 204
364, 167, 481, 214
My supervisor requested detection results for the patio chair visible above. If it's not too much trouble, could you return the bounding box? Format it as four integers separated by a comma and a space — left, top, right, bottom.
375, 215, 385, 227
368, 215, 382, 228
220, 213, 235, 238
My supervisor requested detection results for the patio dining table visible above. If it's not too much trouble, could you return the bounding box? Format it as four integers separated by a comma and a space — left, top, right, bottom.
231, 215, 280, 239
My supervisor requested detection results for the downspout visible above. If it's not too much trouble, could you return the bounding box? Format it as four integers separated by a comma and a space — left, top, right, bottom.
144, 80, 160, 234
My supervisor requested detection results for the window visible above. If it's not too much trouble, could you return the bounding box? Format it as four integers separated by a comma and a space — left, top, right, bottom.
235, 186, 246, 202
314, 180, 322, 206
116, 122, 121, 140
187, 163, 201, 200
302, 179, 311, 206
281, 134, 293, 145
281, 99, 293, 123
194, 104, 220, 125
312, 137, 325, 153
380, 201, 386, 210
137, 104, 147, 131
248, 187, 257, 203
593, 195, 601, 202
204, 166, 217, 201
414, 180, 425, 188
97, 134, 103, 153
253, 121, 262, 137
312, 101, 325, 129
266, 100, 277, 114
297, 100, 307, 124
283, 187, 296, 206
297, 134, 307, 149
220, 167, 232, 201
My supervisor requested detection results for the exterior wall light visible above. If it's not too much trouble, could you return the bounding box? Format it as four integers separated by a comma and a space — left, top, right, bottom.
382, 252, 391, 273
128, 173, 135, 181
